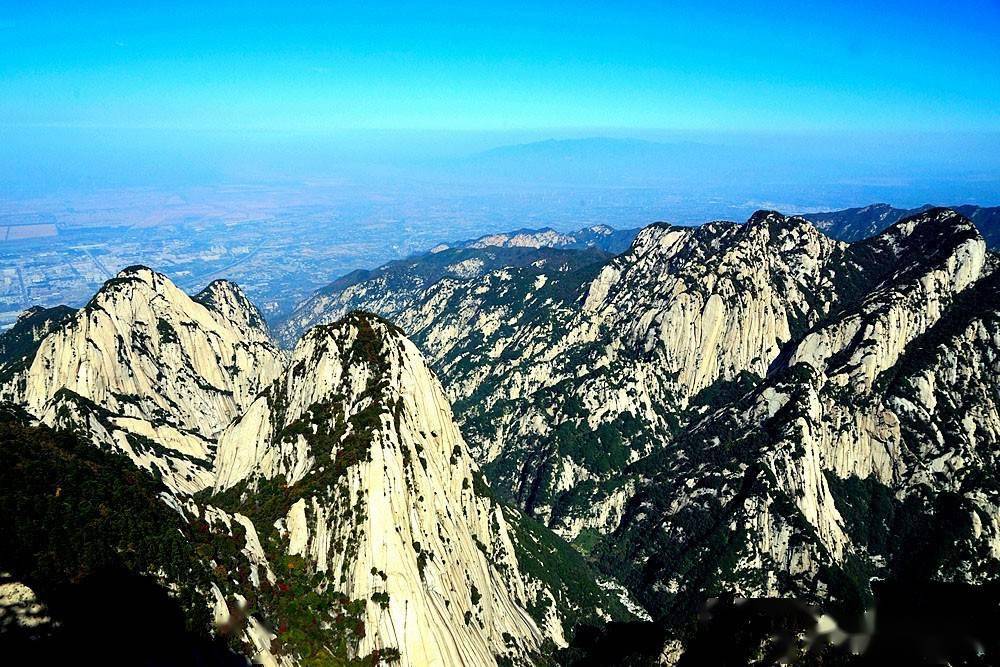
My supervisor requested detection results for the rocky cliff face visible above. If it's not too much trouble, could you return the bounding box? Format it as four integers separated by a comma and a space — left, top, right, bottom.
0, 269, 630, 666
597, 209, 1000, 649
3, 266, 285, 494
265, 207, 1000, 664
0, 305, 76, 402
209, 314, 585, 665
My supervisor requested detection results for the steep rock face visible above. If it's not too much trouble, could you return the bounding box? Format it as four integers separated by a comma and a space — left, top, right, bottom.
579, 211, 848, 399
448, 213, 852, 534
0, 305, 76, 402
22, 267, 284, 433
599, 211, 999, 637
785, 209, 985, 391
209, 313, 623, 666
4, 267, 285, 494
194, 278, 275, 346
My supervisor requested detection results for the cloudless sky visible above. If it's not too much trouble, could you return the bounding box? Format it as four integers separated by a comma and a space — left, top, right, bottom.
2, 0, 999, 133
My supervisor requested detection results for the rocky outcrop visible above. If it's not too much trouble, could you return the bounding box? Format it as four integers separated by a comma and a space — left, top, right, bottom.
22, 267, 284, 433
194, 278, 275, 345
0, 305, 76, 402
2, 267, 285, 494
209, 313, 603, 665
0, 270, 632, 665
598, 210, 1000, 639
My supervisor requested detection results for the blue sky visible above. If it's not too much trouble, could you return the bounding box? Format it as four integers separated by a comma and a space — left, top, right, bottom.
2, 0, 999, 133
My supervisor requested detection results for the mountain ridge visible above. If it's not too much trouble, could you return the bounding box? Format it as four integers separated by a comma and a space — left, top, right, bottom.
802, 202, 1000, 248
0, 269, 635, 665
3, 204, 1000, 664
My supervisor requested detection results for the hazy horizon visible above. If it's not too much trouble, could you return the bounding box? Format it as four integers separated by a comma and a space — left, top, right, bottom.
4, 129, 999, 207
2, 1, 998, 329
4, 1, 1000, 205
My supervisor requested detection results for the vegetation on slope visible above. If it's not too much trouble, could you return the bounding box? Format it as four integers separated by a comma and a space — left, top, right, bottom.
0, 405, 241, 664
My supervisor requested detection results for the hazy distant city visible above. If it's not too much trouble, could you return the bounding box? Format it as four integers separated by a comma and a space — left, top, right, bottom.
0, 178, 750, 328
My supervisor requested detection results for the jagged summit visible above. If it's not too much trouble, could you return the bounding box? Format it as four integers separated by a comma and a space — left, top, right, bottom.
884, 206, 978, 240
883, 208, 982, 268
784, 209, 984, 388
30, 266, 284, 434
194, 277, 272, 342
745, 208, 783, 225
740, 209, 828, 242
83, 264, 162, 301
118, 263, 158, 276
313, 308, 405, 340
208, 308, 629, 665
3, 268, 285, 494
3, 204, 998, 664
0, 274, 632, 665
881, 205, 970, 231
17, 305, 59, 322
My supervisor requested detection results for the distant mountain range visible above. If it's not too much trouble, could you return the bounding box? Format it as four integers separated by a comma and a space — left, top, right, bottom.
3, 202, 1000, 665
275, 224, 639, 347
803, 202, 1000, 247
270, 203, 1000, 662
278, 202, 1000, 349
